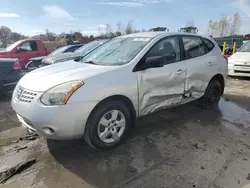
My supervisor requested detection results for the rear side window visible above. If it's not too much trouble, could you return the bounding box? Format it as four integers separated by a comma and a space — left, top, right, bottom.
182, 36, 205, 59
203, 38, 214, 52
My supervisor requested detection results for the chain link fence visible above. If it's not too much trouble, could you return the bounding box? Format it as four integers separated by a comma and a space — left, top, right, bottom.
213, 36, 244, 49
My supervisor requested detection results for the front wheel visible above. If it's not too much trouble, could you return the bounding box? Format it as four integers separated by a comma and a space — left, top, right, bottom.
198, 80, 221, 108
84, 101, 132, 150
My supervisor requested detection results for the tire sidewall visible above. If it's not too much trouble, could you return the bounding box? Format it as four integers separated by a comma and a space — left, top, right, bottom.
85, 101, 132, 150
203, 80, 221, 108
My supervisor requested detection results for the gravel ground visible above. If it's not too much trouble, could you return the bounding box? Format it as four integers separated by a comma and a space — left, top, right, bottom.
1, 78, 250, 188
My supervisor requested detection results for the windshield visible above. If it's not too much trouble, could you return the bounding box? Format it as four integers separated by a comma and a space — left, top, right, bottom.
81, 37, 151, 65
238, 41, 250, 52
75, 40, 105, 56
49, 46, 68, 56
5, 40, 22, 51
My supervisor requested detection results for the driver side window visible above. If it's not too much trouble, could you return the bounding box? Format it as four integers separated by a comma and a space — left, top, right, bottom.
146, 36, 181, 65
18, 41, 38, 52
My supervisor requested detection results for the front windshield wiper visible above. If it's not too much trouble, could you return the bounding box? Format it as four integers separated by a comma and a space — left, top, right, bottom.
84, 61, 98, 65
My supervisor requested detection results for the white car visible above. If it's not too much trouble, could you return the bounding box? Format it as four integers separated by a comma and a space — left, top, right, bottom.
228, 41, 250, 77
11, 32, 227, 150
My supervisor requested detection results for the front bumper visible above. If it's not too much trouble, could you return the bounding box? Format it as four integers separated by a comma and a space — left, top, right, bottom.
228, 63, 250, 77
11, 90, 98, 140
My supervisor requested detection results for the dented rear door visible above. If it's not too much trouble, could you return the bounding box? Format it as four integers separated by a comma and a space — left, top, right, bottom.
181, 36, 215, 100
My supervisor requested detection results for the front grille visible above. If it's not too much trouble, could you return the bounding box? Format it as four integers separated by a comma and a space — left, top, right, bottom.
17, 88, 38, 103
234, 65, 250, 73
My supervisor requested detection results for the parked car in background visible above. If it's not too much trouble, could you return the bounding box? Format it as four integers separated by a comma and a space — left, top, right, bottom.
0, 39, 67, 68
41, 39, 108, 66
25, 44, 84, 70
228, 41, 250, 77
0, 58, 21, 98
11, 32, 227, 150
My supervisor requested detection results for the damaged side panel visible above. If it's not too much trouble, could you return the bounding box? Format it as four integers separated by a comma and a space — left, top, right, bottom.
184, 71, 207, 99
137, 66, 186, 117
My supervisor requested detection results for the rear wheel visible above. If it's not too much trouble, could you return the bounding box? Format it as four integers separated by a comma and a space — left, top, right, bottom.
199, 80, 221, 108
84, 101, 132, 150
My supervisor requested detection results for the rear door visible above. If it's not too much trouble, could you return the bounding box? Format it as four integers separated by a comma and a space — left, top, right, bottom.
136, 36, 187, 116
14, 41, 40, 67
180, 36, 218, 100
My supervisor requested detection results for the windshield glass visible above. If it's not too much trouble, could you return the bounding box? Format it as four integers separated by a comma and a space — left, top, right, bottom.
5, 40, 22, 51
49, 46, 68, 56
75, 40, 105, 56
81, 37, 151, 65
238, 41, 250, 52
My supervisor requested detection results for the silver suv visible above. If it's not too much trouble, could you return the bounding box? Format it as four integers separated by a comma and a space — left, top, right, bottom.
12, 32, 228, 150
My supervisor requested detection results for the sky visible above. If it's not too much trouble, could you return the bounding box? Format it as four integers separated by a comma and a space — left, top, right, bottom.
0, 0, 250, 36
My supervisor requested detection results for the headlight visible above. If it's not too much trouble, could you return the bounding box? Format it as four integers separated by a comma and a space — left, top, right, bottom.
40, 81, 84, 105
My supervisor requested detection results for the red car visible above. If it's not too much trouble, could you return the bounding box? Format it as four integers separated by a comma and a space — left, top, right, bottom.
0, 39, 66, 68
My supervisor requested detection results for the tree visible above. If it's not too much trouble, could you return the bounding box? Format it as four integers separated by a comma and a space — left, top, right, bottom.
218, 16, 229, 36
207, 13, 241, 37
105, 24, 112, 35
73, 31, 83, 42
230, 13, 240, 35
11, 32, 21, 42
208, 19, 219, 36
0, 26, 12, 47
116, 21, 123, 33
45, 29, 56, 41
125, 21, 133, 34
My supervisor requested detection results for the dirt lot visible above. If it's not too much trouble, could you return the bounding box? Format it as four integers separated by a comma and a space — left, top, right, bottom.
1, 78, 250, 188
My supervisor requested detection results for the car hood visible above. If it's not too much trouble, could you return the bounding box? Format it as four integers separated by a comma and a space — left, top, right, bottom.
229, 52, 250, 62
42, 52, 80, 64
18, 61, 118, 91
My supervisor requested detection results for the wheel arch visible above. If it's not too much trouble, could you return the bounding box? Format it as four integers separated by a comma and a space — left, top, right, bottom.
87, 95, 137, 127
209, 74, 225, 95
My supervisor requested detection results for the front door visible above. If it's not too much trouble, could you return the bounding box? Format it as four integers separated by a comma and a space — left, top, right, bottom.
15, 41, 40, 67
135, 36, 187, 116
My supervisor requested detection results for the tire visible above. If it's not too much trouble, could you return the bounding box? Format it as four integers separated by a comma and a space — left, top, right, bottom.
25, 61, 37, 70
198, 80, 221, 109
84, 101, 132, 150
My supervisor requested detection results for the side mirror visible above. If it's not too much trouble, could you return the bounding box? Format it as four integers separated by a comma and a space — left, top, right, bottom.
139, 56, 164, 71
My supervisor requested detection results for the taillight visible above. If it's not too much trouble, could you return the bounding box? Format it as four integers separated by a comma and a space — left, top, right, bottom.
223, 55, 228, 63
13, 60, 21, 70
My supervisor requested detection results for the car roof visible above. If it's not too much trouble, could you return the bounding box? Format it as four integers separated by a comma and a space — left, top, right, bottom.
67, 44, 84, 47
120, 31, 209, 39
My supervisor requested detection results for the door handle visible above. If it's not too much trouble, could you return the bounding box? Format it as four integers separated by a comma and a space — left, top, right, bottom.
36, 53, 40, 55
176, 69, 184, 74
208, 62, 213, 66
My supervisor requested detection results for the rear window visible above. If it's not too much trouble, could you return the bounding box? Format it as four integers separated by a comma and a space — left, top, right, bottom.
203, 38, 214, 52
